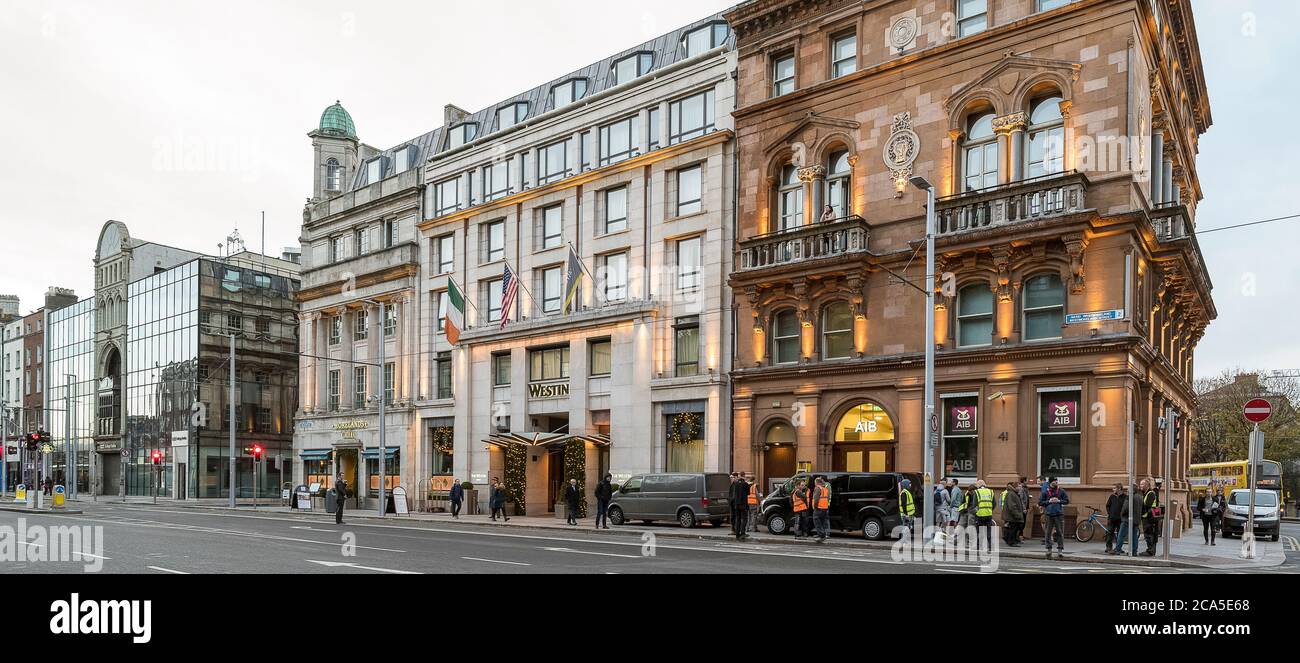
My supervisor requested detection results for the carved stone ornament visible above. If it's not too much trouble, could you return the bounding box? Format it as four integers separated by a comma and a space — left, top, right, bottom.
992, 111, 1027, 135
796, 165, 826, 183
888, 15, 919, 51
882, 111, 921, 188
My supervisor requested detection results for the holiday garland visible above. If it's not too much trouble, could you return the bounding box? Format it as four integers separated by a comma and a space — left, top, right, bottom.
668, 411, 702, 445
430, 427, 453, 456
564, 438, 588, 518
504, 443, 527, 516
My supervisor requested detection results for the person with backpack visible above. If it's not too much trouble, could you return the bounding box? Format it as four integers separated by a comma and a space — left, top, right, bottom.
933, 481, 951, 530
1140, 478, 1161, 556
1039, 476, 1069, 557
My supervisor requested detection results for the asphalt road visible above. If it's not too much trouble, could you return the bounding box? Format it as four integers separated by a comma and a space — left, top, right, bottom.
1, 504, 1295, 575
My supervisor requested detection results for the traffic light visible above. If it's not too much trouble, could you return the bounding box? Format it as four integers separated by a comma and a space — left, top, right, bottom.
25, 432, 39, 451
250, 444, 264, 461
151, 449, 164, 466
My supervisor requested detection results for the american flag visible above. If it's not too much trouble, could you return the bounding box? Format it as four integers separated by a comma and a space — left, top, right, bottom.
499, 263, 518, 329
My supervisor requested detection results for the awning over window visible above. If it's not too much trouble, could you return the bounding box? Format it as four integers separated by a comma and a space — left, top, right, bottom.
483, 432, 610, 450
361, 447, 400, 460
299, 450, 332, 461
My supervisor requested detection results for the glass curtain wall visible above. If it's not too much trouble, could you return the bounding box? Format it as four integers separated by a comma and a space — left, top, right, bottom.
45, 298, 95, 494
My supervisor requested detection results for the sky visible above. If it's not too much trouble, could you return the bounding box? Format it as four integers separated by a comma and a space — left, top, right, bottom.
0, 0, 1296, 379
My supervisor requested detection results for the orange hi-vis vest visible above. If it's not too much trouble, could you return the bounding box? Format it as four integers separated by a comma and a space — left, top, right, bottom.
792, 489, 809, 512
747, 483, 759, 506
815, 484, 831, 510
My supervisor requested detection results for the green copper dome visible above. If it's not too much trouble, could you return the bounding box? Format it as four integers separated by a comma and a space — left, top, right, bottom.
318, 101, 356, 139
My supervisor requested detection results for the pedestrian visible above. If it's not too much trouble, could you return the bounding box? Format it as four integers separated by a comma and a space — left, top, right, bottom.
1113, 484, 1140, 556
448, 479, 464, 519
489, 477, 510, 522
820, 204, 836, 223
933, 480, 950, 530
1104, 483, 1127, 553
791, 478, 811, 538
745, 474, 761, 534
946, 479, 964, 534
812, 476, 832, 542
728, 473, 740, 536
334, 474, 347, 525
1039, 476, 1069, 557
1016, 476, 1030, 543
594, 473, 613, 530
971, 479, 995, 551
898, 479, 916, 537
1140, 478, 1161, 556
956, 479, 972, 530
563, 478, 580, 526
1197, 486, 1224, 546
731, 473, 751, 541
1000, 481, 1025, 546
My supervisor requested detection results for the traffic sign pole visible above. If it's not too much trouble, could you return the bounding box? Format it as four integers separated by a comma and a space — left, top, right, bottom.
1240, 399, 1270, 560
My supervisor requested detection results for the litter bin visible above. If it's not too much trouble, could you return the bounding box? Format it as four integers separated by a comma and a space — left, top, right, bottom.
325, 488, 338, 514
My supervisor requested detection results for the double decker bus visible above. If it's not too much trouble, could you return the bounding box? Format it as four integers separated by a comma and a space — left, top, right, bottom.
1188, 459, 1284, 510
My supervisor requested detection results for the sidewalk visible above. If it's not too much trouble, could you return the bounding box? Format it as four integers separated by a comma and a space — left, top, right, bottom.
94, 498, 1287, 570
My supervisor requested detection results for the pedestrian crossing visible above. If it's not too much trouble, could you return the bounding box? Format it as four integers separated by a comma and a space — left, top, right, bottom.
1285, 535, 1299, 552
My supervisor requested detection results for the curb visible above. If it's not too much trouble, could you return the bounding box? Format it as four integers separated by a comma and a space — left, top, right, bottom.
0, 505, 85, 515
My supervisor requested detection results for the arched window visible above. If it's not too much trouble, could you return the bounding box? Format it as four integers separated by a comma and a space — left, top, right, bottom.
765, 421, 796, 446
826, 151, 851, 219
1023, 273, 1065, 340
834, 403, 895, 442
771, 309, 801, 364
821, 302, 853, 359
957, 284, 994, 347
778, 164, 803, 230
962, 111, 999, 192
325, 158, 341, 192
1026, 95, 1065, 178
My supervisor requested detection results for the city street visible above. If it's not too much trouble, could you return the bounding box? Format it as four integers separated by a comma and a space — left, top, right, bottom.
2, 504, 1296, 575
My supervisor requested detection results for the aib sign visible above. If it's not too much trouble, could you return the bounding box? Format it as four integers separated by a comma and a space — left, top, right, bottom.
1047, 400, 1078, 430
948, 406, 977, 434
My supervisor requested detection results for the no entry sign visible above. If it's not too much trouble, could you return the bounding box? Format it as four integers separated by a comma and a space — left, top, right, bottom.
1243, 398, 1272, 424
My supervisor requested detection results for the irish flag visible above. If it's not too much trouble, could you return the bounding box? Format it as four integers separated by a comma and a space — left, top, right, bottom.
445, 279, 465, 344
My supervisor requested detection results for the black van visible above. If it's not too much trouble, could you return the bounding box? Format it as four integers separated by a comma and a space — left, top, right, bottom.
758, 471, 923, 540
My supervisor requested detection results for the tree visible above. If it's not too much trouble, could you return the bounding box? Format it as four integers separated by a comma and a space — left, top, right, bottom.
1193, 369, 1300, 499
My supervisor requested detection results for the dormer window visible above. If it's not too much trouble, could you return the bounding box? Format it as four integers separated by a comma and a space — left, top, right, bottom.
393, 145, 418, 174
552, 79, 589, 109
365, 158, 384, 184
447, 123, 479, 150
325, 158, 342, 191
613, 53, 653, 86
496, 102, 529, 131
683, 22, 729, 58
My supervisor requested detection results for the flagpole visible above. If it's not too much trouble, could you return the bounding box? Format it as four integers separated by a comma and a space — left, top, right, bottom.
503, 259, 543, 321
567, 242, 604, 306
447, 276, 481, 316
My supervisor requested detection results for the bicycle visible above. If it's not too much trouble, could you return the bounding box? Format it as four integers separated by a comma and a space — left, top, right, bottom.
1074, 506, 1112, 543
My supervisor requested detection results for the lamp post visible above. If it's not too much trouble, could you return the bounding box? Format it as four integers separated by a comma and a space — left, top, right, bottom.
909, 175, 937, 541
363, 299, 387, 517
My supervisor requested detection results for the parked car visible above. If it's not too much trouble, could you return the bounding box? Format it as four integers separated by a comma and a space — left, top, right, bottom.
606, 473, 732, 528
1220, 489, 1281, 542
758, 471, 923, 540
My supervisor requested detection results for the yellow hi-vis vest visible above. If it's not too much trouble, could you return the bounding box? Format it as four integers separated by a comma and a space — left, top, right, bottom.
900, 488, 916, 516
974, 487, 995, 517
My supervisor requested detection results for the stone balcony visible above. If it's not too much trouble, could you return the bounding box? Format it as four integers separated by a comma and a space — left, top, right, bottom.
935, 171, 1089, 236
736, 215, 870, 272
1150, 200, 1193, 242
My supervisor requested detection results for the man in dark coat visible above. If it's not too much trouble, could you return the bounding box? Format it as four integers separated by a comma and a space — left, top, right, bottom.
1104, 483, 1127, 553
727, 473, 740, 536
731, 474, 751, 540
594, 474, 613, 529
334, 474, 347, 525
563, 478, 580, 525
489, 477, 510, 522
449, 479, 464, 519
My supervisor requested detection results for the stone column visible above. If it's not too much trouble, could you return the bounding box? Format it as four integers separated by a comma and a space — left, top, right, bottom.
367, 303, 381, 403
993, 111, 1027, 185
1161, 151, 1174, 206
1150, 123, 1165, 203
797, 165, 825, 224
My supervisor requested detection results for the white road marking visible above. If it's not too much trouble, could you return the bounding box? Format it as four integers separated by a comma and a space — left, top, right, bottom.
19, 542, 110, 560
540, 546, 641, 559
460, 556, 531, 566
306, 559, 419, 574
147, 566, 189, 574
291, 526, 338, 533
935, 567, 983, 574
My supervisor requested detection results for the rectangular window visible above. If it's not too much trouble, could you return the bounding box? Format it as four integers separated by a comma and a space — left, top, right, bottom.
485, 279, 503, 323
1037, 389, 1081, 481
436, 234, 455, 274
580, 131, 592, 172
521, 151, 533, 190
484, 161, 511, 201
772, 54, 795, 96
958, 0, 988, 37
484, 220, 505, 263
599, 116, 639, 166
227, 314, 242, 332
604, 186, 628, 234
328, 370, 340, 411
941, 395, 979, 478
384, 306, 397, 337
676, 166, 702, 216
666, 409, 706, 472
356, 228, 371, 255
384, 219, 397, 248
436, 352, 452, 399
529, 346, 570, 381
354, 311, 369, 341
330, 236, 346, 262
436, 291, 449, 335
435, 178, 460, 216
353, 367, 367, 410
493, 353, 511, 386
589, 339, 612, 376
539, 139, 568, 185
541, 266, 563, 313
669, 90, 715, 144
832, 33, 857, 78
647, 107, 661, 151
383, 362, 395, 405
674, 316, 700, 377
329, 316, 341, 345
394, 147, 412, 174
366, 159, 383, 184
540, 205, 563, 250
677, 236, 702, 291
601, 252, 628, 301
684, 23, 726, 58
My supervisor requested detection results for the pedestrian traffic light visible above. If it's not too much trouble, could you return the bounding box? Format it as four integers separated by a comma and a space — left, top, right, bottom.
25, 432, 38, 451
151, 449, 163, 465
250, 444, 264, 461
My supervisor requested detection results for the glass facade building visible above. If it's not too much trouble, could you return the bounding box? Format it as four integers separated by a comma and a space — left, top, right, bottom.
45, 298, 96, 494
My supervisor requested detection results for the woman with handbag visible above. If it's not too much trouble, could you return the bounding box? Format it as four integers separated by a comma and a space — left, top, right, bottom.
1197, 486, 1225, 546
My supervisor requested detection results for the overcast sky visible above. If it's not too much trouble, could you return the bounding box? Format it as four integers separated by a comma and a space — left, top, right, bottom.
0, 0, 1295, 379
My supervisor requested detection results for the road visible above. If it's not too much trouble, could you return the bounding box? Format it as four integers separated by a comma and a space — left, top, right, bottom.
1, 504, 1296, 574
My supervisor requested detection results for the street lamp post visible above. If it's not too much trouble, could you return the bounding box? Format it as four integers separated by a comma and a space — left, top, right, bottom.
910, 176, 937, 541
363, 299, 388, 518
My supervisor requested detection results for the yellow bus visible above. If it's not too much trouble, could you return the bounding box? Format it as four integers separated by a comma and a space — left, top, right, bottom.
1188, 459, 1284, 503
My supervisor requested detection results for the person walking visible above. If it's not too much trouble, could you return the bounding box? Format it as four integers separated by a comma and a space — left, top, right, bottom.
791, 478, 811, 538
563, 478, 580, 526
1197, 485, 1224, 546
1000, 481, 1025, 546
898, 479, 916, 537
971, 479, 996, 551
1039, 476, 1069, 557
1016, 477, 1030, 544
812, 476, 832, 542
449, 479, 464, 519
947, 479, 964, 535
334, 474, 347, 525
934, 480, 951, 531
727, 473, 740, 537
731, 474, 751, 541
489, 477, 510, 522
594, 473, 613, 530
1140, 478, 1161, 556
1104, 483, 1127, 553
745, 474, 761, 533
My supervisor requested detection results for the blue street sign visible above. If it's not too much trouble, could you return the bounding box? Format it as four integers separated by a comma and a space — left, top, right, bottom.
1065, 309, 1124, 325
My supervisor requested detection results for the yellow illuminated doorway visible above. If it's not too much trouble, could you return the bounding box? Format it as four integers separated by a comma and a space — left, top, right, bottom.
832, 403, 896, 473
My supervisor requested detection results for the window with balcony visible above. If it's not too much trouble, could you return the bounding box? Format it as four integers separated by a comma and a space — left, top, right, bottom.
779, 165, 804, 229
1025, 96, 1065, 179
676, 165, 702, 216
599, 115, 639, 166
669, 89, 715, 145
958, 0, 988, 37
962, 111, 999, 192
484, 161, 511, 201
827, 151, 851, 219
1023, 273, 1065, 341
604, 186, 628, 234
822, 302, 854, 359
831, 33, 857, 78
957, 284, 994, 347
772, 310, 801, 364
772, 54, 795, 97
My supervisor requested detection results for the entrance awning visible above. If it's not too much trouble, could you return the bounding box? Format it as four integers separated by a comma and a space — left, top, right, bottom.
299, 450, 332, 461
483, 432, 610, 450
361, 447, 400, 460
